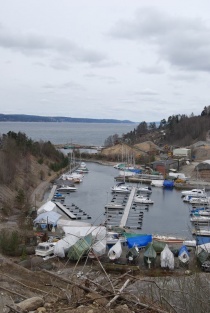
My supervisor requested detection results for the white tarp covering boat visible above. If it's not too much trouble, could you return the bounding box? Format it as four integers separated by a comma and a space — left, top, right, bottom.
89, 239, 107, 258
63, 226, 107, 258
108, 239, 122, 260
54, 233, 80, 258
160, 244, 174, 269
196, 242, 210, 255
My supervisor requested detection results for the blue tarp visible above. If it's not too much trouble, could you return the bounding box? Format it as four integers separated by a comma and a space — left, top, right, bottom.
127, 235, 152, 248
128, 169, 142, 173
196, 236, 210, 245
163, 180, 174, 188
178, 245, 189, 257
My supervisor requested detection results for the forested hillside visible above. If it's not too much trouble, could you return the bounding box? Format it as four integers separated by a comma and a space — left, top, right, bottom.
104, 106, 210, 147
0, 131, 68, 213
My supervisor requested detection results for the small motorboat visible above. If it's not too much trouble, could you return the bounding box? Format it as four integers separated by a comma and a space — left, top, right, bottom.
106, 231, 127, 245
134, 195, 154, 204
137, 186, 152, 194
181, 189, 207, 198
111, 182, 131, 193
189, 197, 210, 205
57, 185, 77, 192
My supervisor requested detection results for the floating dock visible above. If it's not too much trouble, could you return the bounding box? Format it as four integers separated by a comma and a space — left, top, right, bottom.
119, 187, 136, 228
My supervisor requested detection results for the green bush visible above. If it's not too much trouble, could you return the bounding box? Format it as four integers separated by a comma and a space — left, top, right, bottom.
0, 230, 20, 256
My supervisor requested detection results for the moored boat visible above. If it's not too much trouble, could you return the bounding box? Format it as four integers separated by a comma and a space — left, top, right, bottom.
151, 180, 164, 187
137, 186, 152, 194
153, 235, 184, 244
181, 188, 207, 198
111, 182, 131, 193
134, 195, 154, 204
57, 185, 77, 192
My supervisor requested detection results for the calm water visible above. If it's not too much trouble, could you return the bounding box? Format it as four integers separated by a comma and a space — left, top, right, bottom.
52, 162, 193, 239
0, 122, 137, 146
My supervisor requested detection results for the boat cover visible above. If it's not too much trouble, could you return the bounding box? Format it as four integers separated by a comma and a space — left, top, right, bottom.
144, 243, 157, 267
33, 211, 61, 226
67, 233, 93, 260
144, 243, 157, 259
108, 239, 122, 260
196, 242, 210, 254
54, 233, 80, 258
90, 239, 106, 258
152, 240, 166, 253
163, 180, 174, 188
197, 249, 210, 264
127, 234, 152, 248
37, 201, 56, 214
178, 245, 190, 264
160, 244, 174, 269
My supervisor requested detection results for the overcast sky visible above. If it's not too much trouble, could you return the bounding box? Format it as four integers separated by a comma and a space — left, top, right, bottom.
1, 0, 210, 123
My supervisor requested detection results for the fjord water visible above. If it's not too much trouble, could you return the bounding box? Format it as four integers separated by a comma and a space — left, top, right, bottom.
0, 122, 137, 146
59, 162, 192, 239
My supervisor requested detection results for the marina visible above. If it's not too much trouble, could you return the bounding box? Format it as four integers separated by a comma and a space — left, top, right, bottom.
44, 162, 193, 238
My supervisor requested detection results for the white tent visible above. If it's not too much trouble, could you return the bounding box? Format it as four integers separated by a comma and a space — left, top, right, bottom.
62, 225, 106, 241
37, 201, 56, 214
160, 244, 174, 270
33, 211, 62, 226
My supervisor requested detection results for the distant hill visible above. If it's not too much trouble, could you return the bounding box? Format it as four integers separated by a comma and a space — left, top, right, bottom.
0, 114, 134, 124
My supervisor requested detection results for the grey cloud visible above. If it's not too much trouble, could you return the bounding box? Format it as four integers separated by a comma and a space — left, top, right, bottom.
169, 72, 197, 81
0, 25, 107, 65
138, 65, 165, 74
110, 8, 210, 72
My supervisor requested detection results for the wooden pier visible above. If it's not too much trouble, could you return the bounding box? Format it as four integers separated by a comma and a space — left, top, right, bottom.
119, 187, 136, 228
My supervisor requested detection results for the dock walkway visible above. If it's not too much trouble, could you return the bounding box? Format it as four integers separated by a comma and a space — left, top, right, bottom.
47, 184, 57, 201
55, 202, 77, 220
119, 187, 136, 228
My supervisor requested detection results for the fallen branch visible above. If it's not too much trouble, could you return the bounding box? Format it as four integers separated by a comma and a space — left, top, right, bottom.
0, 272, 48, 295
0, 286, 27, 299
5, 304, 22, 313
106, 278, 130, 307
